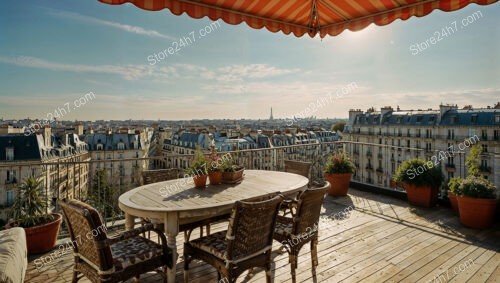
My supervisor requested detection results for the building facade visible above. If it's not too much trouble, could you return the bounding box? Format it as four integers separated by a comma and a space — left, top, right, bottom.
344, 104, 500, 189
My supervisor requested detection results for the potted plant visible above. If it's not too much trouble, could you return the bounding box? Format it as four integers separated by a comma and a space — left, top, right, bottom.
393, 158, 443, 207
221, 157, 244, 184
10, 175, 62, 254
454, 176, 497, 229
187, 147, 208, 188
446, 177, 462, 214
324, 151, 355, 196
207, 146, 223, 185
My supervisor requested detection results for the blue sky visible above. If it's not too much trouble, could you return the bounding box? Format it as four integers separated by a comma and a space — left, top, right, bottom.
0, 1, 498, 120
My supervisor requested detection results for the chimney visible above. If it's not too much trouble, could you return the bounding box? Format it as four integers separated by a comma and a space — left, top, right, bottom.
43, 126, 52, 147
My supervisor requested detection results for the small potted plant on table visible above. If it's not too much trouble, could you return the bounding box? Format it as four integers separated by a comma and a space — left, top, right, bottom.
207, 146, 223, 185
324, 151, 355, 197
221, 156, 244, 184
393, 158, 443, 208
10, 175, 62, 254
187, 147, 208, 189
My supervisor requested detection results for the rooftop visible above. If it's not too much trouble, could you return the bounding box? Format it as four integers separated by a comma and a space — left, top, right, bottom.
25, 189, 499, 283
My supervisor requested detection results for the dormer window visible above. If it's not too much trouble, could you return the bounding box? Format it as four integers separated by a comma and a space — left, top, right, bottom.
117, 142, 125, 150
97, 144, 103, 150
495, 115, 500, 123
471, 114, 478, 124
450, 116, 458, 124
6, 148, 14, 161
416, 116, 423, 123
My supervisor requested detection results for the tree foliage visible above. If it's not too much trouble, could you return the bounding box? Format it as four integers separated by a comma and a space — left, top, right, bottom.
331, 121, 346, 132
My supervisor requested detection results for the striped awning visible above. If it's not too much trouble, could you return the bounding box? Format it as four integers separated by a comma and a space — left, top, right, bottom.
98, 0, 498, 38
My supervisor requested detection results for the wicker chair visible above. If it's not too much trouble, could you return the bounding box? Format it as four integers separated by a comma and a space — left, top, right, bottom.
184, 194, 284, 283
284, 159, 312, 179
273, 181, 330, 283
59, 200, 172, 283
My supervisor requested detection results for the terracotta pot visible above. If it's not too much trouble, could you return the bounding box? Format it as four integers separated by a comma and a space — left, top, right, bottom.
193, 174, 208, 188
404, 183, 438, 208
208, 171, 222, 185
24, 213, 62, 254
222, 167, 245, 184
457, 196, 497, 229
448, 191, 459, 215
324, 173, 351, 197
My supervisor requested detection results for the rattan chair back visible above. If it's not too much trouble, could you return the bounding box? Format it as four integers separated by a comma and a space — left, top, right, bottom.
284, 160, 312, 179
293, 181, 330, 236
226, 193, 283, 262
59, 200, 114, 272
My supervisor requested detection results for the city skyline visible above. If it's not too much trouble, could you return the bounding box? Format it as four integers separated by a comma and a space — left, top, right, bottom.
1, 1, 499, 121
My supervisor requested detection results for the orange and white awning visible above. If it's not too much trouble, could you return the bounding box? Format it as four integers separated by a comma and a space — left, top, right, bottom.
98, 0, 498, 37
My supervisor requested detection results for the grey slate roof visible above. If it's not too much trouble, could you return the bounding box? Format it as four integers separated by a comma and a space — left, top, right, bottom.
0, 134, 42, 161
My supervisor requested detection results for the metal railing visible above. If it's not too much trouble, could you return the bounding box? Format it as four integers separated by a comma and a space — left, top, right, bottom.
0, 141, 476, 225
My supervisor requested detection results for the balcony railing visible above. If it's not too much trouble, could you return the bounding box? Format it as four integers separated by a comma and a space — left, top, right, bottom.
479, 166, 492, 174
0, 141, 475, 225
5, 178, 17, 184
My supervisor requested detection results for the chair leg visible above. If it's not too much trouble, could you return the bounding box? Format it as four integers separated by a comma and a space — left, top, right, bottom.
311, 238, 319, 278
289, 253, 298, 283
71, 270, 79, 283
184, 254, 190, 283
266, 257, 273, 283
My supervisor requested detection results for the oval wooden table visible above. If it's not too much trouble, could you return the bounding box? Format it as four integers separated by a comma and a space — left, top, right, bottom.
119, 169, 309, 282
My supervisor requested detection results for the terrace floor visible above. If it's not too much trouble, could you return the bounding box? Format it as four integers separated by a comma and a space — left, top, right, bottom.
25, 189, 500, 283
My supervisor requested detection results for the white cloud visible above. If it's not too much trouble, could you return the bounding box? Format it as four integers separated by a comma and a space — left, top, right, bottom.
48, 9, 176, 40
0, 56, 300, 83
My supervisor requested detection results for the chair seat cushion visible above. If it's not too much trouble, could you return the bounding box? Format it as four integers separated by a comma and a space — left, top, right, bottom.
188, 231, 228, 260
275, 215, 293, 237
111, 236, 163, 271
0, 228, 27, 283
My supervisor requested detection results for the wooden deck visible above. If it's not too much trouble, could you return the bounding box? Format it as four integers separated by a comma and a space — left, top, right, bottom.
25, 189, 500, 283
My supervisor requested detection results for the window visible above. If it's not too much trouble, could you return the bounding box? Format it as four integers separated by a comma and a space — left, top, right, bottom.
396, 117, 402, 124
117, 142, 125, 150
450, 116, 458, 124
447, 129, 455, 139
481, 130, 488, 140
407, 140, 410, 147
495, 130, 499, 140
6, 191, 14, 206
495, 115, 500, 123
471, 114, 478, 124
468, 128, 476, 138
97, 144, 103, 150
119, 153, 123, 159
429, 116, 435, 122
5, 148, 14, 161
6, 170, 16, 183
482, 144, 488, 152
416, 116, 423, 123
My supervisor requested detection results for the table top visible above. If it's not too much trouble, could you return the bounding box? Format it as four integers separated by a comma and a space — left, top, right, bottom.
119, 170, 308, 219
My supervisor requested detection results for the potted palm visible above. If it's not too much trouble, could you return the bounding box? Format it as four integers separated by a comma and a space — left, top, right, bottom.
10, 175, 62, 254
187, 147, 208, 188
453, 177, 497, 229
207, 146, 223, 185
324, 151, 355, 196
221, 157, 244, 184
393, 158, 443, 207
